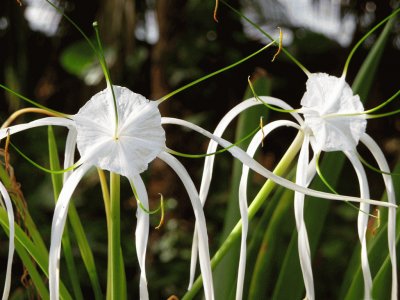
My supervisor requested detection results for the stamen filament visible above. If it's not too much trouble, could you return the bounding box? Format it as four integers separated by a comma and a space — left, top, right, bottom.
130, 183, 165, 229
0, 84, 68, 119
316, 153, 378, 218
363, 88, 400, 115
220, 0, 311, 76
248, 77, 299, 113
271, 27, 282, 62
357, 153, 400, 176
343, 7, 400, 76
213, 0, 219, 22
9, 142, 79, 174
166, 126, 259, 158
158, 41, 276, 103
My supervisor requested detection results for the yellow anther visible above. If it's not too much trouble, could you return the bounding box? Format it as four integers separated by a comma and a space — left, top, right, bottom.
260, 116, 265, 147
214, 0, 219, 22
271, 27, 282, 62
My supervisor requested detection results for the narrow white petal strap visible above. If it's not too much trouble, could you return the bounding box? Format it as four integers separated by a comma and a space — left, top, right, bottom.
236, 120, 300, 300
63, 128, 78, 182
158, 152, 215, 300
344, 150, 372, 298
0, 117, 74, 140
295, 135, 315, 300
130, 175, 150, 300
200, 97, 302, 205
0, 181, 15, 300
361, 133, 397, 300
161, 117, 395, 208
49, 163, 91, 300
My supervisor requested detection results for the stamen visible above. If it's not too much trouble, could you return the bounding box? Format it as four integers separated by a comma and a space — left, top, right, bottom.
16, 0, 22, 6
132, 184, 165, 229
343, 7, 400, 76
259, 116, 265, 147
5, 129, 11, 173
367, 208, 381, 236
364, 88, 400, 115
271, 27, 282, 62
248, 76, 299, 113
213, 0, 219, 22
158, 41, 276, 103
220, 0, 311, 77
357, 152, 400, 176
0, 84, 68, 119
166, 126, 259, 158
9, 141, 79, 174
316, 153, 378, 218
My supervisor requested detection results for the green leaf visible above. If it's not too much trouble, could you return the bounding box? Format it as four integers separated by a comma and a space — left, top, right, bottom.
0, 208, 73, 300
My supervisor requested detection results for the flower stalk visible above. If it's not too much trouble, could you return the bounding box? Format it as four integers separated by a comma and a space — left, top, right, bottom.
109, 172, 125, 300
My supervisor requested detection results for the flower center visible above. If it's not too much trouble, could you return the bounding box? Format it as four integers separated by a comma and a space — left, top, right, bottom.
73, 86, 166, 176
300, 73, 366, 152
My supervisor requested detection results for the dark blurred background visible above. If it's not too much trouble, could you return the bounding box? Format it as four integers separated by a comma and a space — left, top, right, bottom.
0, 0, 399, 298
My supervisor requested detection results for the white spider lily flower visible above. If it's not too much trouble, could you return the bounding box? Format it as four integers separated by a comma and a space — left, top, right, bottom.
300, 73, 367, 152
0, 86, 215, 300
185, 73, 397, 300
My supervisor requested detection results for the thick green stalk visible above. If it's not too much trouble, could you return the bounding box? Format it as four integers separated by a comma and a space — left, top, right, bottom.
109, 172, 125, 299
182, 132, 303, 299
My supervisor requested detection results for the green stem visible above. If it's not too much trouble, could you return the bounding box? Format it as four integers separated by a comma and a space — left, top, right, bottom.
98, 169, 112, 300
109, 172, 125, 299
182, 132, 304, 299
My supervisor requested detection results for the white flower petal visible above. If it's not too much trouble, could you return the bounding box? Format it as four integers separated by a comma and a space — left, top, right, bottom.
73, 86, 165, 177
157, 152, 215, 300
0, 117, 74, 140
161, 117, 394, 208
130, 175, 150, 300
294, 135, 315, 300
189, 98, 301, 289
49, 163, 91, 300
63, 128, 77, 182
0, 181, 14, 300
300, 73, 366, 152
361, 133, 397, 300
343, 150, 372, 298
236, 120, 300, 300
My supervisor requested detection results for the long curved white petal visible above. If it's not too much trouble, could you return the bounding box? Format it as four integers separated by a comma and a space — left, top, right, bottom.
361, 133, 397, 300
0, 182, 14, 300
0, 117, 74, 141
295, 135, 315, 300
236, 120, 301, 300
200, 97, 303, 205
189, 98, 302, 289
161, 117, 395, 208
130, 175, 150, 300
344, 150, 372, 298
157, 151, 214, 300
49, 163, 91, 300
63, 128, 78, 182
